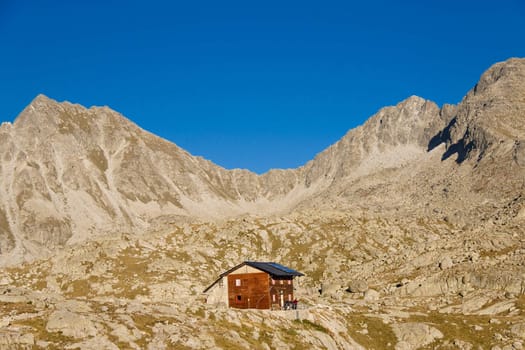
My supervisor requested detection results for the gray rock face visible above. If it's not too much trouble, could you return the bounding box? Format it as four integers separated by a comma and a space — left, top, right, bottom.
46, 310, 99, 338
347, 280, 368, 293
439, 256, 454, 270
363, 289, 380, 301
393, 322, 443, 350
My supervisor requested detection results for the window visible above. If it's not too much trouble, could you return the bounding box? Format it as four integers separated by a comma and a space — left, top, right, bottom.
272, 294, 276, 302
236, 295, 242, 302
235, 279, 241, 287
288, 280, 291, 285
280, 280, 283, 285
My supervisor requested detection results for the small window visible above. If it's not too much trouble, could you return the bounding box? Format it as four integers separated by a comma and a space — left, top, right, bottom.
271, 279, 275, 285
272, 294, 276, 302
280, 280, 283, 285
235, 279, 241, 287
288, 280, 291, 285
237, 295, 242, 301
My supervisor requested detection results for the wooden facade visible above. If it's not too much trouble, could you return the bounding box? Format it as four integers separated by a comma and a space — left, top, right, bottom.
227, 272, 269, 309
268, 277, 295, 310
204, 261, 303, 310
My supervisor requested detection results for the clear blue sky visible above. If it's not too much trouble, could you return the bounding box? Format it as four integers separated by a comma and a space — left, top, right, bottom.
1, 1, 524, 173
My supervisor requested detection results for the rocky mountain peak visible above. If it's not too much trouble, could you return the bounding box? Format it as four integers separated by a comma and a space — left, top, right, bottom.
302, 95, 446, 185
472, 57, 525, 97
364, 95, 443, 148
439, 58, 525, 163
13, 94, 57, 128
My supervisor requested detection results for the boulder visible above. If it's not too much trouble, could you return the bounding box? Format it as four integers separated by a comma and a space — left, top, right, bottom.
322, 283, 343, 300
511, 323, 525, 339
439, 256, 453, 270
393, 322, 443, 350
364, 289, 380, 301
46, 310, 99, 338
347, 280, 368, 293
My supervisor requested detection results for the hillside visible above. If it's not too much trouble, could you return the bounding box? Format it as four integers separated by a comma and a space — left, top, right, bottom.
0, 58, 524, 349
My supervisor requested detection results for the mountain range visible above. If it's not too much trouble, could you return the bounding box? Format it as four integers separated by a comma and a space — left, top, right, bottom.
0, 58, 524, 349
1, 58, 524, 266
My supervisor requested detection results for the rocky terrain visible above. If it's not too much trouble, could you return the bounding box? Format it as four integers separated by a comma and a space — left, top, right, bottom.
0, 58, 523, 349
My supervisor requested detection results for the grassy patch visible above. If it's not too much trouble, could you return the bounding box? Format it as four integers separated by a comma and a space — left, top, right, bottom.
479, 244, 517, 258
294, 319, 329, 334
346, 314, 397, 349
0, 301, 36, 315
65, 279, 91, 298
33, 277, 48, 291
130, 312, 175, 348
191, 307, 206, 318
515, 294, 525, 311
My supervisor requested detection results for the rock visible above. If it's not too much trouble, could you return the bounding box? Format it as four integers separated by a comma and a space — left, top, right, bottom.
452, 339, 473, 350
494, 333, 505, 341
439, 256, 453, 270
393, 322, 443, 350
467, 252, 480, 263
109, 323, 139, 344
46, 310, 99, 338
511, 323, 525, 338
322, 283, 342, 299
364, 289, 380, 301
0, 277, 12, 286
347, 280, 368, 293
478, 301, 515, 315
36, 340, 51, 348
0, 330, 34, 348
67, 336, 119, 350
0, 295, 30, 303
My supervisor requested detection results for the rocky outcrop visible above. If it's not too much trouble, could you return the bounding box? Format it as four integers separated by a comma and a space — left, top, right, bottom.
443, 58, 525, 162
393, 323, 443, 350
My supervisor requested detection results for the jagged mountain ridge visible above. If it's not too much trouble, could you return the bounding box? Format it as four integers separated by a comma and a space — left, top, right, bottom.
0, 58, 524, 265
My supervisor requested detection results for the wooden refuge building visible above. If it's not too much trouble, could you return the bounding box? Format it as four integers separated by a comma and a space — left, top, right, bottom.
203, 261, 304, 310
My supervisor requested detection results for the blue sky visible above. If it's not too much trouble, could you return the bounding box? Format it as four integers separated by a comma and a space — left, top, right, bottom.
1, 1, 524, 173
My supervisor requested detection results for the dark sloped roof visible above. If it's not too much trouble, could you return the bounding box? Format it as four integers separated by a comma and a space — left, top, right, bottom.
244, 261, 304, 277
203, 261, 303, 293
